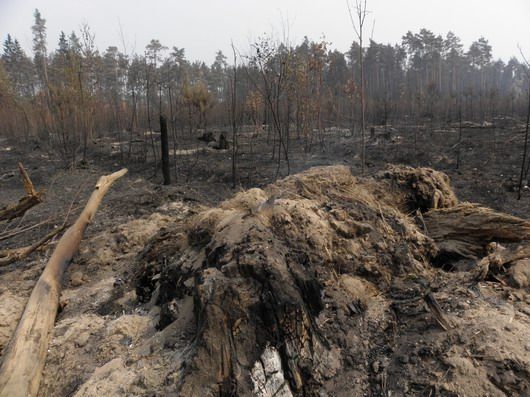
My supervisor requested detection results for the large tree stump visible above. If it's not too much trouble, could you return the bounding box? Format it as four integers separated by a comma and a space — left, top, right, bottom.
0, 168, 127, 397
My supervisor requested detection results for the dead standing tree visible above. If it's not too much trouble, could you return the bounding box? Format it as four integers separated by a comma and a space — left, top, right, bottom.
230, 41, 238, 188
248, 36, 291, 179
517, 48, 530, 200
160, 114, 170, 185
0, 168, 127, 397
144, 52, 157, 171
517, 86, 529, 200
347, 0, 370, 175
457, 106, 463, 169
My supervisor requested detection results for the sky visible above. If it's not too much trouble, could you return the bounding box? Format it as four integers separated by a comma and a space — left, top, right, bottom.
1, 0, 529, 64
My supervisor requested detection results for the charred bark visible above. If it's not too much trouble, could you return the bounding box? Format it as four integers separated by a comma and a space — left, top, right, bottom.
160, 114, 171, 185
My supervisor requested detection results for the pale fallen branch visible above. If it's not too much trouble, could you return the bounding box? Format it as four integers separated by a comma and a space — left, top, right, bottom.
0, 225, 67, 267
0, 208, 81, 242
0, 217, 55, 242
0, 163, 44, 223
0, 168, 127, 397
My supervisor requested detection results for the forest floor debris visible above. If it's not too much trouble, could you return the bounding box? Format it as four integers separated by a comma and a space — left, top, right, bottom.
0, 128, 529, 396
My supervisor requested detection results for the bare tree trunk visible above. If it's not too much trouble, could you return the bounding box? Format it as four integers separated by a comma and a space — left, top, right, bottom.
457, 106, 463, 169
360, 38, 366, 175
160, 115, 170, 185
168, 85, 178, 181
525, 148, 530, 182
0, 169, 127, 397
145, 59, 158, 172
78, 69, 87, 163
517, 86, 530, 200
231, 43, 238, 189
347, 0, 368, 175
128, 88, 137, 161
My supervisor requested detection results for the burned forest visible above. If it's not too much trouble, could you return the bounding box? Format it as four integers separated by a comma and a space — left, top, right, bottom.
1, 2, 530, 396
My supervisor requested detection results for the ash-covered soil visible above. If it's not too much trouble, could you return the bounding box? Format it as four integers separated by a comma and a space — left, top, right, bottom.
0, 125, 529, 397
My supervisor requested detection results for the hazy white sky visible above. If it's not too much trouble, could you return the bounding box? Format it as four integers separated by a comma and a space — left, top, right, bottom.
1, 0, 529, 63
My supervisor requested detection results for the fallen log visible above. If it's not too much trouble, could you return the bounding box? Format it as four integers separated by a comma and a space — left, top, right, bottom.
0, 168, 127, 397
424, 203, 530, 259
0, 214, 64, 242
0, 163, 44, 223
0, 224, 67, 267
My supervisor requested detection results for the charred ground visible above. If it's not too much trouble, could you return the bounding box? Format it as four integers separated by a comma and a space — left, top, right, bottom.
0, 124, 529, 397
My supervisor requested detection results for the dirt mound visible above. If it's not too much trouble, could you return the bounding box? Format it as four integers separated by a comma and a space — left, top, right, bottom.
127, 165, 530, 396
3, 165, 529, 396
374, 164, 458, 212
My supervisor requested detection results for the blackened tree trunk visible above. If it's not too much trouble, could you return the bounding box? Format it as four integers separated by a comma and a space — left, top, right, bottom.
160, 115, 171, 185
231, 43, 238, 189
517, 86, 530, 200
457, 106, 463, 170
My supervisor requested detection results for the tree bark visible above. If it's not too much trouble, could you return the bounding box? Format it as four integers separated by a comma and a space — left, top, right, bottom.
0, 168, 127, 397
231, 42, 238, 188
425, 203, 530, 259
160, 115, 170, 185
517, 84, 530, 200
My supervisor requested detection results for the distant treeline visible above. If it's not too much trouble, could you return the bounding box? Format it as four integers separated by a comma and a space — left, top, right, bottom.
0, 9, 529, 162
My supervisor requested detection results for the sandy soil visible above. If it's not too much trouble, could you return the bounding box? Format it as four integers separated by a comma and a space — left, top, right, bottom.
0, 124, 528, 396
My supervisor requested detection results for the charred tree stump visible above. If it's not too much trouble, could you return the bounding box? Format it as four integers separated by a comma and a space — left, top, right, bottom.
160, 114, 171, 185
0, 168, 127, 397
